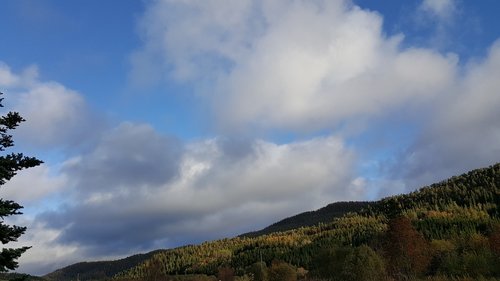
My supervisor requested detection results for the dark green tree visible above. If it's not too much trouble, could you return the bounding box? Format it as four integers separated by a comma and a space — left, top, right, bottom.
310, 245, 351, 280
0, 93, 43, 272
340, 245, 386, 281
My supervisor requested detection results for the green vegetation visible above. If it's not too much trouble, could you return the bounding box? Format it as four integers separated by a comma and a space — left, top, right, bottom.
0, 93, 43, 272
241, 201, 371, 237
44, 251, 163, 281
0, 273, 45, 281
44, 163, 500, 281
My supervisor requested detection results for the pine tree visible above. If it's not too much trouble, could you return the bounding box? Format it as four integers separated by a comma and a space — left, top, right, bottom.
0, 92, 43, 272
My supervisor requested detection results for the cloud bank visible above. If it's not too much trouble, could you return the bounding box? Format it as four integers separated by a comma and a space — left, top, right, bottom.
392, 41, 500, 189
2, 63, 359, 273
12, 125, 358, 274
131, 0, 499, 188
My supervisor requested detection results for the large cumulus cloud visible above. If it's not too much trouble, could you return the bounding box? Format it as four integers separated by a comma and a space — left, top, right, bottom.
131, 0, 500, 191
131, 0, 457, 131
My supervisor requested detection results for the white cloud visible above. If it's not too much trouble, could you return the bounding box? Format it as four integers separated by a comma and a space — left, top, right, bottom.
1, 164, 67, 204
0, 63, 38, 88
132, 0, 500, 193
131, 0, 258, 84
389, 40, 500, 191
10, 219, 81, 275
0, 61, 102, 148
132, 0, 458, 132
13, 83, 93, 147
175, 135, 357, 208
0, 63, 21, 87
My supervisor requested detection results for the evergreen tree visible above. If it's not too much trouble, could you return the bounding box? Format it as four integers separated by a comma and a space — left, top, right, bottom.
0, 93, 43, 272
340, 245, 386, 281
310, 245, 351, 280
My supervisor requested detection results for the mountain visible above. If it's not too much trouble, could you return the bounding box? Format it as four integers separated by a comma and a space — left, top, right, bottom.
43, 162, 500, 281
44, 250, 162, 281
241, 201, 372, 237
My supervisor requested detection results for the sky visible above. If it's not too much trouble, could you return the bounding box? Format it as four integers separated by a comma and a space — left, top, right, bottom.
0, 0, 499, 275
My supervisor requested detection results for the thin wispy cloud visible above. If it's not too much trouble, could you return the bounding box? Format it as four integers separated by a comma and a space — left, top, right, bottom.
419, 0, 457, 23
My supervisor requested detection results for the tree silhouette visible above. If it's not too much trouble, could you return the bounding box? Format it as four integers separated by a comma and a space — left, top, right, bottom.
0, 93, 43, 272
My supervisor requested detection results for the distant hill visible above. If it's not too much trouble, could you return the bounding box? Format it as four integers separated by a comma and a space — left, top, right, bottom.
241, 201, 372, 237
0, 273, 45, 281
44, 250, 162, 281
42, 162, 500, 281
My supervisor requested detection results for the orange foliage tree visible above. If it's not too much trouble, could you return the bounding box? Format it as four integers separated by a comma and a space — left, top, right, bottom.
384, 216, 431, 279
490, 223, 500, 256
217, 265, 235, 281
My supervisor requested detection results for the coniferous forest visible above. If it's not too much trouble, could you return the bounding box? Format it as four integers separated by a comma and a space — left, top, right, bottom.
23, 162, 498, 281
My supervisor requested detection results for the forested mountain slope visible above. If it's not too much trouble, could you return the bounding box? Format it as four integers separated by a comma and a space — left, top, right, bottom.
46, 163, 500, 281
241, 201, 371, 237
44, 251, 162, 281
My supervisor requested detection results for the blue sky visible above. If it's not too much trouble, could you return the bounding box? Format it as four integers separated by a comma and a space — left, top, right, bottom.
0, 0, 499, 275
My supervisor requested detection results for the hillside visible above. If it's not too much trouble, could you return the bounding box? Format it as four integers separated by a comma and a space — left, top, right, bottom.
44, 251, 162, 281
0, 273, 45, 281
241, 201, 371, 237
44, 162, 500, 281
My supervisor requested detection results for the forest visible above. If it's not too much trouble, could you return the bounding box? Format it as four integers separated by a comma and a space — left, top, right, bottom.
34, 162, 500, 281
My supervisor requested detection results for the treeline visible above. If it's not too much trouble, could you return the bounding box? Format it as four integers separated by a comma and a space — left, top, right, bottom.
54, 163, 500, 281
241, 201, 372, 237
